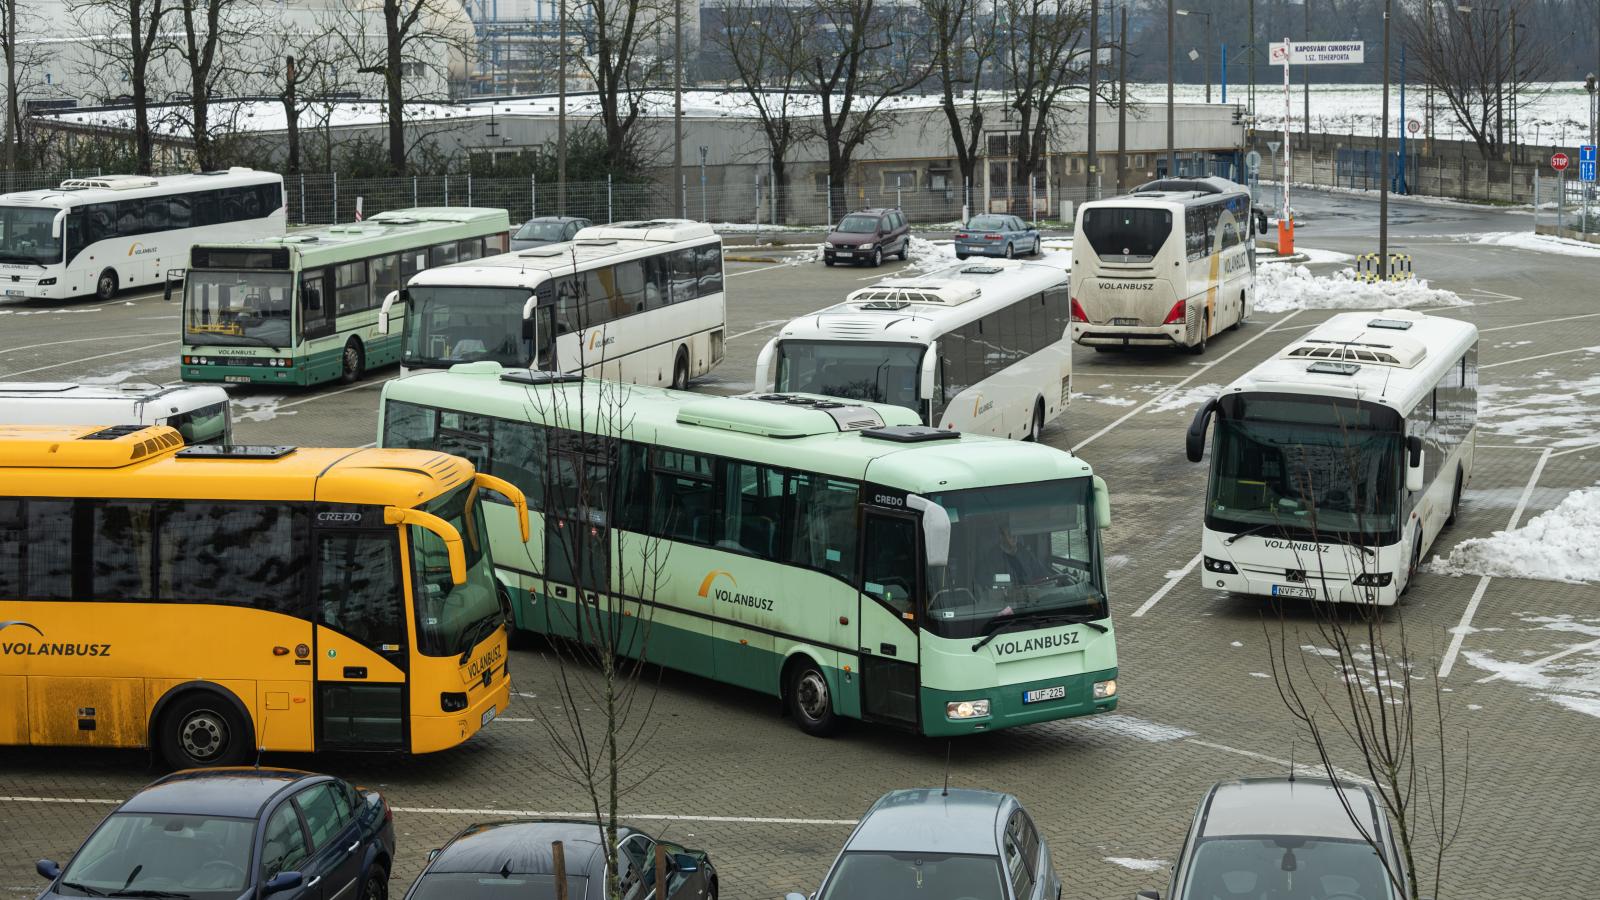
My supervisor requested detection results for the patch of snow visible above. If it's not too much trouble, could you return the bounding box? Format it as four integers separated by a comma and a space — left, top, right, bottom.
81, 356, 174, 385
1429, 483, 1600, 584
1295, 247, 1356, 265
232, 394, 298, 423
1478, 374, 1600, 448
1254, 264, 1468, 314
1230, 641, 1244, 648
1067, 714, 1195, 743
1104, 858, 1169, 873
1467, 704, 1483, 711
1249, 672, 1271, 678
1079, 393, 1136, 407
784, 244, 824, 266
1472, 231, 1600, 258
1144, 385, 1223, 414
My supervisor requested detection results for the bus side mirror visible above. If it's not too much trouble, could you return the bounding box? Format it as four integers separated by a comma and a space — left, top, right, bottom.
907, 495, 950, 567
1406, 435, 1424, 492
918, 339, 938, 401
377, 290, 400, 335
385, 506, 467, 584
50, 210, 65, 239
1186, 398, 1217, 463
754, 337, 779, 392
476, 472, 531, 542
1093, 475, 1111, 529
1254, 209, 1269, 235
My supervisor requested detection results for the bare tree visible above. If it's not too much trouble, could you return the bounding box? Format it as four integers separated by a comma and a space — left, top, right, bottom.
71, 0, 172, 174
170, 0, 260, 170
1401, 0, 1549, 159
338, 0, 471, 175
801, 0, 932, 221
996, 0, 1090, 211
274, 22, 345, 176
2, 0, 24, 170
710, 0, 811, 223
920, 0, 1000, 210
573, 0, 667, 171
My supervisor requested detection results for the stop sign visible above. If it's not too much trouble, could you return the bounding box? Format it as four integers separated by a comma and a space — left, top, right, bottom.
1552, 152, 1571, 172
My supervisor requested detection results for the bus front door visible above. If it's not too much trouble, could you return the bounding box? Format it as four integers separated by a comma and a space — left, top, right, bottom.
858, 510, 921, 729
311, 523, 409, 751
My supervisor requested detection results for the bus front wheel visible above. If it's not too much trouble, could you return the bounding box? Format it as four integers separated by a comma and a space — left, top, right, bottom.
787, 658, 837, 737
157, 691, 250, 770
340, 339, 365, 384
1025, 399, 1045, 442
95, 268, 119, 302
671, 348, 690, 390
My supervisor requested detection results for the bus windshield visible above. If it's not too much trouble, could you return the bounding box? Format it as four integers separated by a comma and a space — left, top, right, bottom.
0, 206, 63, 265
1081, 207, 1172, 260
1208, 394, 1403, 541
405, 286, 532, 369
184, 269, 295, 348
924, 478, 1106, 640
411, 483, 501, 657
774, 340, 924, 412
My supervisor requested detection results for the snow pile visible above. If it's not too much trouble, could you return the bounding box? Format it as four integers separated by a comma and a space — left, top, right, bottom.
1473, 231, 1600, 258
1429, 483, 1600, 584
1144, 385, 1223, 415
1105, 858, 1169, 873
785, 244, 824, 266
1478, 372, 1600, 448
905, 236, 958, 271
1254, 264, 1468, 314
232, 394, 297, 423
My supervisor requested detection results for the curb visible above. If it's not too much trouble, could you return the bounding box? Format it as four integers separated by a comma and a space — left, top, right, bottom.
1259, 253, 1310, 264
723, 255, 783, 263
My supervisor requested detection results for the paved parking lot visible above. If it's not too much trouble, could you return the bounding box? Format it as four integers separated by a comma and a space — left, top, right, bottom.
2, 189, 1597, 898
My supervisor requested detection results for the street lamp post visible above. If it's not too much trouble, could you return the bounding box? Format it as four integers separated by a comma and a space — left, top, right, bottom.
1176, 9, 1214, 103
1167, 0, 1176, 176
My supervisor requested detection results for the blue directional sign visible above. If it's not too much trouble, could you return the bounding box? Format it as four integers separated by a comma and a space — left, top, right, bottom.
1582, 145, 1598, 183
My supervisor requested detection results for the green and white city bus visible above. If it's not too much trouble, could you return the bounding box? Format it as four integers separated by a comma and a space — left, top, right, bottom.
379, 363, 1118, 737
179, 207, 511, 386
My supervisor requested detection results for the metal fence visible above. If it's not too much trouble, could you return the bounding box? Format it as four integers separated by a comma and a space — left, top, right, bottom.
1532, 170, 1600, 237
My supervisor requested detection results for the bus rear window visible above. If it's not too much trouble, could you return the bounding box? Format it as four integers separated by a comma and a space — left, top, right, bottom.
1081, 208, 1172, 260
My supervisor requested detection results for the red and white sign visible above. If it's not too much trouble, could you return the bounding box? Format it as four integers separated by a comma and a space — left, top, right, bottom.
1552, 152, 1571, 172
1406, 119, 1421, 135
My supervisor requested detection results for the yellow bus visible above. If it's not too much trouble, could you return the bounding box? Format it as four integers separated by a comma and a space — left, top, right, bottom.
0, 423, 527, 768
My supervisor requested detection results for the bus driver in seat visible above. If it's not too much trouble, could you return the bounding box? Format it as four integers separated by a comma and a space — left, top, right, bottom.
996, 524, 1048, 586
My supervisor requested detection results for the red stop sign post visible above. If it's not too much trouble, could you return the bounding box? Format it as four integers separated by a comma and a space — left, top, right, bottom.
1552, 153, 1571, 172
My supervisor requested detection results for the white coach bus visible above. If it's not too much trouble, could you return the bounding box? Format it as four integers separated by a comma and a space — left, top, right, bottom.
0, 381, 233, 445
755, 259, 1072, 441
1071, 178, 1267, 354
1185, 308, 1478, 605
383, 219, 725, 389
0, 169, 285, 302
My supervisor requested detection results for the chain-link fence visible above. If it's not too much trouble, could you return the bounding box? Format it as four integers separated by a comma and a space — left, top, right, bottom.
1532, 170, 1600, 238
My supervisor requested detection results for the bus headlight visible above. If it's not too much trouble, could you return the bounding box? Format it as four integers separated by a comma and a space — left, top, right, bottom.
440, 691, 469, 712
1094, 679, 1118, 699
1203, 556, 1238, 574
1353, 572, 1393, 587
38, 277, 56, 286
946, 699, 991, 720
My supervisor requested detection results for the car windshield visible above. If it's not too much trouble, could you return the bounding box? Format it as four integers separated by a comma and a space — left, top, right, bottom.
1208, 393, 1403, 542
1081, 207, 1172, 260
924, 478, 1106, 640
774, 340, 925, 413
966, 216, 1009, 231
55, 812, 254, 898
836, 215, 880, 234
410, 873, 590, 900
0, 205, 63, 265
404, 285, 533, 369
515, 221, 568, 241
819, 851, 1005, 900
411, 482, 501, 657
184, 269, 295, 348
162, 401, 229, 445
1181, 837, 1398, 900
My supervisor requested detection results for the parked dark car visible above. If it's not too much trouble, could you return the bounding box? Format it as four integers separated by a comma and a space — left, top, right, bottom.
790, 788, 1061, 900
1136, 776, 1405, 900
511, 216, 592, 250
955, 215, 1041, 259
403, 819, 716, 900
34, 768, 395, 900
823, 208, 911, 267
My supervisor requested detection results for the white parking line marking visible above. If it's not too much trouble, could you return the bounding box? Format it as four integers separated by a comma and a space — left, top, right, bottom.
1183, 740, 1373, 787
0, 340, 177, 378
1071, 310, 1303, 453
726, 320, 791, 342
1476, 636, 1600, 684
1480, 346, 1597, 370
1439, 446, 1552, 678
1132, 553, 1201, 618
0, 795, 118, 806
0, 332, 172, 357
1550, 441, 1600, 458
1480, 312, 1600, 333
724, 261, 790, 278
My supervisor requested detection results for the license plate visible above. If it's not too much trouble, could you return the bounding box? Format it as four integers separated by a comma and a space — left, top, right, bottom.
1272, 584, 1317, 599
481, 705, 497, 726
224, 375, 252, 383
1023, 685, 1066, 704
4, 289, 23, 296
1112, 317, 1139, 326
836, 251, 854, 257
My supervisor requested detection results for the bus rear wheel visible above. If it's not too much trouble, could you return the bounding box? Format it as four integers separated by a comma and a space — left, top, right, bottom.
340, 339, 365, 384
787, 658, 837, 737
158, 692, 249, 770
671, 348, 690, 390
95, 269, 119, 302
1446, 470, 1463, 526
1025, 399, 1045, 442
1187, 313, 1209, 355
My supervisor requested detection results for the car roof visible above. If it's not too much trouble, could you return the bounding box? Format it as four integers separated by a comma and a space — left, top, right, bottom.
523, 216, 586, 224
1199, 777, 1381, 841
845, 789, 1009, 855
121, 768, 316, 818
844, 208, 892, 216
431, 820, 623, 875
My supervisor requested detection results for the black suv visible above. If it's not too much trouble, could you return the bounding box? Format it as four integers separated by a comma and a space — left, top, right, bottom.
824, 207, 911, 267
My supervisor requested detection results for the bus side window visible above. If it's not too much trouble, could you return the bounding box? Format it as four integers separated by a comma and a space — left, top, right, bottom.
490, 417, 547, 511
382, 399, 437, 449
21, 499, 74, 600
91, 501, 156, 600
169, 196, 192, 230
371, 254, 400, 306
788, 474, 858, 581
861, 513, 917, 615
157, 503, 307, 616
116, 199, 145, 237
0, 500, 23, 594
316, 531, 404, 648
457, 238, 483, 262
697, 244, 723, 295
668, 249, 697, 304
335, 260, 369, 315
553, 276, 581, 334
192, 191, 219, 228
717, 460, 786, 558
429, 242, 458, 268
400, 249, 427, 281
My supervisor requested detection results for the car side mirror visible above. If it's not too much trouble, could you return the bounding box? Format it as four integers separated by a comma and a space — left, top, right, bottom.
427, 848, 442, 863
264, 871, 304, 895
35, 860, 60, 881
1406, 434, 1425, 492
1187, 398, 1218, 463
672, 853, 699, 873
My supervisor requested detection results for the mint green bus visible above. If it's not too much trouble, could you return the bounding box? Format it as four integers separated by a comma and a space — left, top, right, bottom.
180, 207, 511, 387
378, 364, 1118, 737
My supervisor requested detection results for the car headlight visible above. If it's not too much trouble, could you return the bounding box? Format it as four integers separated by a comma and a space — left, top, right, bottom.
946, 699, 990, 720
861, 242, 875, 250
1094, 679, 1117, 699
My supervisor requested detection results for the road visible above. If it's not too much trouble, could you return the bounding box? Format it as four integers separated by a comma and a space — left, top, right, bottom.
2, 187, 1597, 898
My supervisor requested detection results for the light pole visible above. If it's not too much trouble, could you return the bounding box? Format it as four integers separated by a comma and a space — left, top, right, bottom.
1176, 9, 1213, 104
1167, 0, 1176, 176
1379, 0, 1391, 279
1587, 73, 1597, 149
698, 145, 708, 222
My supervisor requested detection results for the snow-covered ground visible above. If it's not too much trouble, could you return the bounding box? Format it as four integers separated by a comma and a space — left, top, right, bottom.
1430, 483, 1600, 584
1104, 858, 1170, 873
232, 394, 297, 423
1253, 264, 1468, 314
1478, 364, 1600, 449
1460, 613, 1600, 721
1472, 232, 1600, 258
1144, 385, 1224, 415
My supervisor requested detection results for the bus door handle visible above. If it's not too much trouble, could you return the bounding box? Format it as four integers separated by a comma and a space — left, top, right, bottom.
554, 586, 569, 599
343, 667, 367, 679
879, 643, 898, 656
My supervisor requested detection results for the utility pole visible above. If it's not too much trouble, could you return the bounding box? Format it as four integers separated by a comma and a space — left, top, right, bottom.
1118, 4, 1129, 189
1248, 0, 1256, 114
557, 0, 568, 215
3, 0, 15, 171
1087, 0, 1099, 197
1302, 0, 1310, 132
673, 0, 684, 217
1379, 0, 1391, 279
1167, 0, 1176, 176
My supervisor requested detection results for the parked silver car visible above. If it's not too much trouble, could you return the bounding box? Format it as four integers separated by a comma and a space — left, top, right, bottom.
955, 215, 1040, 259
790, 788, 1061, 900
511, 216, 592, 250
1138, 777, 1407, 900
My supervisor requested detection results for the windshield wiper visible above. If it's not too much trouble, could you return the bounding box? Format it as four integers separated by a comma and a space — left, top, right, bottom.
458, 613, 503, 664
971, 610, 1108, 653
0, 254, 45, 265
58, 882, 108, 897
1223, 521, 1283, 545
108, 890, 190, 898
